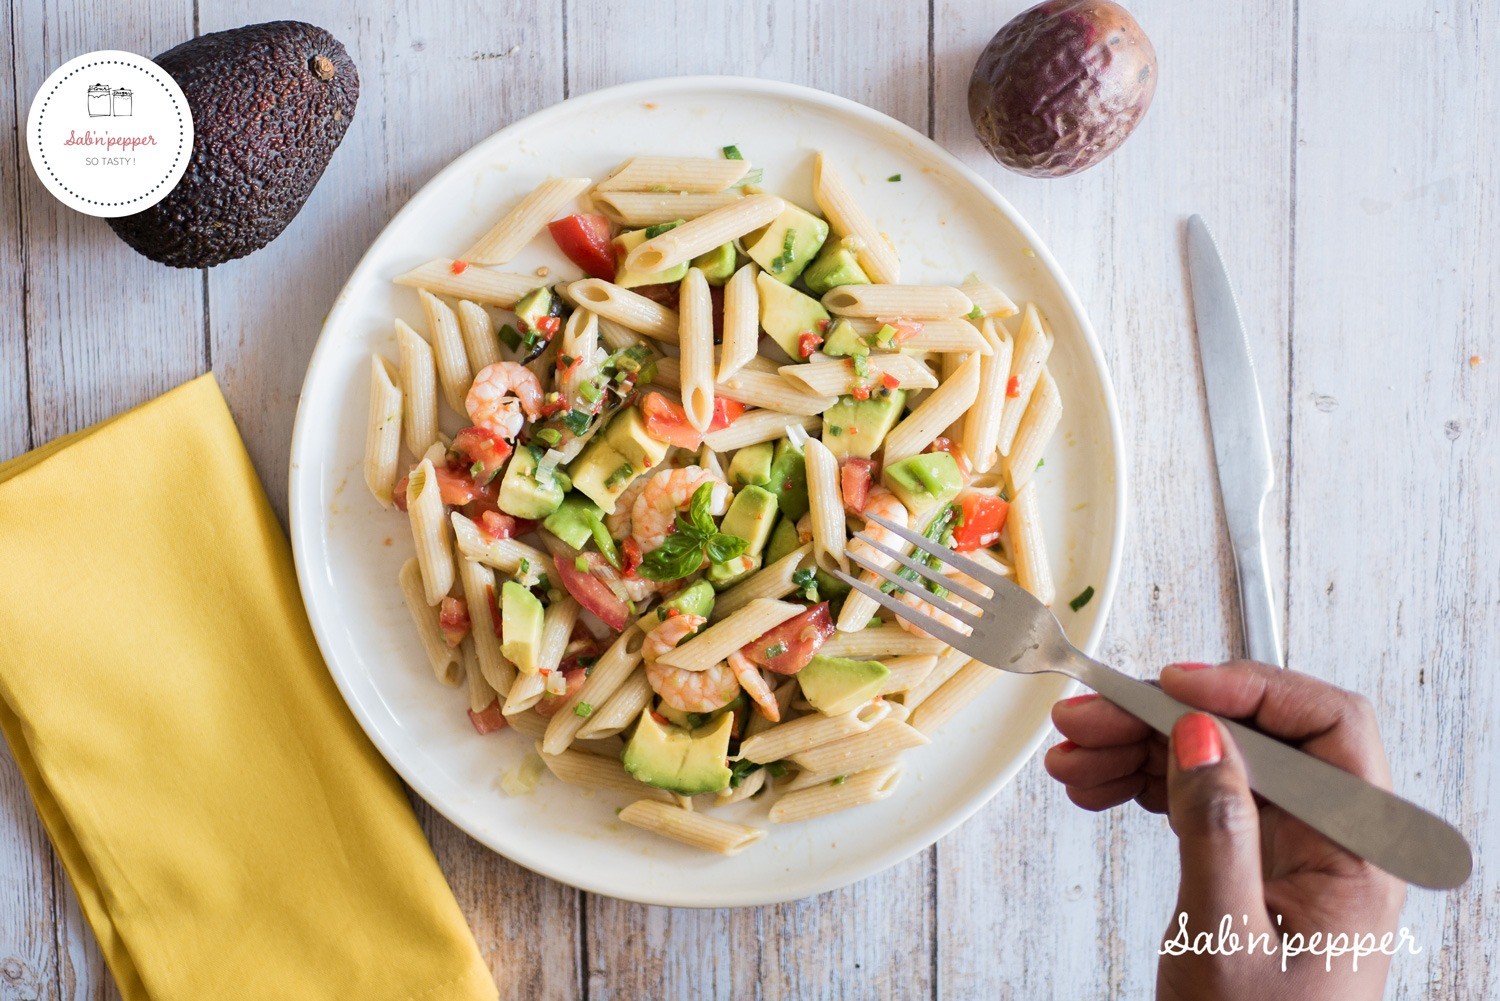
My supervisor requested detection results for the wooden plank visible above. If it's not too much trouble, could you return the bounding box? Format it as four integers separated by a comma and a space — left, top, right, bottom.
194, 3, 579, 999
564, 4, 935, 998
931, 0, 1295, 996
7, 1, 202, 998
1289, 3, 1498, 998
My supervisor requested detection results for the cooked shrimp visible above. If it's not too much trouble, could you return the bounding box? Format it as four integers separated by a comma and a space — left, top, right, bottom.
895, 568, 982, 640
644, 613, 740, 713
631, 465, 730, 552
604, 467, 658, 540
848, 487, 909, 563
727, 649, 779, 722
465, 362, 544, 439
794, 513, 814, 545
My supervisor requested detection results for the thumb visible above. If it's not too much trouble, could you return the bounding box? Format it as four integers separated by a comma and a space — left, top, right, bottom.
1166, 712, 1268, 932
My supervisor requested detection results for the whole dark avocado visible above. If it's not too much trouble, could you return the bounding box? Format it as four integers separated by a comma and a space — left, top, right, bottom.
108, 21, 358, 268
968, 1, 1156, 178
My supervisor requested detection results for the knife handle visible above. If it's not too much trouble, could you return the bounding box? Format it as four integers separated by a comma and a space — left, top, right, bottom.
1234, 533, 1283, 668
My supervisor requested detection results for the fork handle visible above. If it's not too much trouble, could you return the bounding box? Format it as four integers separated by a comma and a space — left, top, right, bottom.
1069, 658, 1472, 890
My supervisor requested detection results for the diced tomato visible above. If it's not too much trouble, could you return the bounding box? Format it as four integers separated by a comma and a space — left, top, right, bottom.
432, 464, 486, 506
621, 537, 643, 577
840, 458, 875, 512
641, 391, 703, 449
450, 259, 469, 275
535, 315, 561, 336
538, 395, 569, 418
880, 371, 901, 390
926, 436, 955, 455
474, 510, 538, 542
709, 397, 745, 431
534, 668, 588, 718
884, 318, 923, 343
851, 383, 872, 401
452, 426, 514, 485
1006, 375, 1021, 398
798, 332, 824, 359
741, 602, 835, 675
485, 584, 503, 638
438, 597, 471, 648
547, 214, 616, 281
554, 550, 631, 631
559, 635, 607, 674
951, 491, 1009, 552
467, 699, 508, 734
649, 710, 671, 727
392, 475, 410, 512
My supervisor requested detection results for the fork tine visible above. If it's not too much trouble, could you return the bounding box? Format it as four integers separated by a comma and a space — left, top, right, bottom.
845, 548, 984, 629
829, 569, 978, 655
864, 512, 1011, 594
851, 530, 990, 608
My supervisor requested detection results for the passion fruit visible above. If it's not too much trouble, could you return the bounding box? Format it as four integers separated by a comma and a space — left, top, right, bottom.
968, 1, 1157, 178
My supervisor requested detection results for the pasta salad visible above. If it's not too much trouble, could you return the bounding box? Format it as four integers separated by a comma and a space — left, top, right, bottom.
365, 150, 1062, 855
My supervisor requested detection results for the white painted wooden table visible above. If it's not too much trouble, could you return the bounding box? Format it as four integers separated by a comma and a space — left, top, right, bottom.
2, 1, 1495, 998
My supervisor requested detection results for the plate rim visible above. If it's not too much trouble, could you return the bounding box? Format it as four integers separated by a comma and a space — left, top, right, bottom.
288, 74, 1128, 908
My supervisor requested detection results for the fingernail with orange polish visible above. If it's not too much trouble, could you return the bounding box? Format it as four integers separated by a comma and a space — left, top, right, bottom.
1054, 740, 1078, 754
1173, 713, 1223, 770
1062, 693, 1099, 707
1167, 662, 1213, 672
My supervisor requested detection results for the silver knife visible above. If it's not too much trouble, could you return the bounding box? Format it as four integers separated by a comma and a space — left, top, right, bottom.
1186, 216, 1284, 668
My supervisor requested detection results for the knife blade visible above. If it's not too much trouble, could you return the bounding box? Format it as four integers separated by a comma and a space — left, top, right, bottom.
1185, 215, 1283, 667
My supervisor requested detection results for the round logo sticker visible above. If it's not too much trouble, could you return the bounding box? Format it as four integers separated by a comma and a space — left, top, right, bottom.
25, 49, 193, 218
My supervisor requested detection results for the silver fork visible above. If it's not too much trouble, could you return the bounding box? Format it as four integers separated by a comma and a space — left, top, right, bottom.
832, 512, 1472, 891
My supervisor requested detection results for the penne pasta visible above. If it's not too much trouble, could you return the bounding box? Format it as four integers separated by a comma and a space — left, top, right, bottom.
998, 303, 1055, 456
768, 762, 903, 823
962, 318, 1016, 474
463, 642, 500, 714
419, 289, 472, 415
394, 319, 439, 458
702, 411, 819, 451
568, 279, 680, 343
503, 671, 546, 716
822, 284, 974, 320
618, 800, 766, 855
738, 700, 890, 763
959, 277, 1019, 320
595, 315, 644, 352
450, 512, 556, 581
778, 353, 937, 398
363, 356, 403, 508
542, 627, 647, 754
657, 599, 805, 670
881, 352, 982, 465
594, 189, 744, 227
901, 647, 975, 712
877, 655, 938, 695
788, 719, 929, 775
575, 669, 653, 739
716, 369, 837, 416
811, 152, 899, 284
405, 460, 455, 605
506, 710, 549, 741
454, 299, 502, 372
398, 558, 461, 686
818, 623, 945, 659
678, 267, 716, 433
624, 194, 785, 275
717, 263, 760, 381
540, 747, 673, 803
595, 155, 751, 193
537, 597, 581, 676
841, 317, 991, 356
793, 427, 847, 574
909, 659, 999, 735
1004, 367, 1062, 493
463, 176, 591, 265
394, 259, 543, 308
1006, 480, 1055, 606
457, 557, 516, 697
712, 544, 813, 620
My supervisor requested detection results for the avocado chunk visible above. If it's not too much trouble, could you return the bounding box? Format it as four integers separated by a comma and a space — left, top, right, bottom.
543, 493, 605, 550
500, 581, 545, 674
823, 389, 907, 461
614, 222, 687, 289
691, 243, 737, 285
568, 408, 671, 513
798, 655, 890, 715
106, 22, 358, 268
743, 204, 829, 284
514, 285, 556, 332
623, 709, 733, 795
883, 452, 964, 514
821, 318, 869, 358
726, 441, 774, 489
707, 485, 779, 587
498, 446, 571, 520
654, 580, 716, 621
802, 239, 871, 296
757, 272, 830, 358
763, 439, 810, 520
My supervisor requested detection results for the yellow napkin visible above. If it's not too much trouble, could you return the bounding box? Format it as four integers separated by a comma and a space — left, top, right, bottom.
0, 374, 497, 1001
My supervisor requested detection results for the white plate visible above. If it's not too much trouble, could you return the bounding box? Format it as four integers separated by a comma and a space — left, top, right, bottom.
289, 76, 1125, 908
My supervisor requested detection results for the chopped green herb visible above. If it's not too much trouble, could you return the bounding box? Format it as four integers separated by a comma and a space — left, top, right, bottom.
574, 702, 593, 718
574, 556, 590, 572
605, 463, 635, 489
765, 761, 789, 778
498, 323, 522, 350
770, 230, 798, 273
722, 145, 743, 160
560, 409, 593, 436
590, 517, 622, 570
579, 380, 601, 403
1069, 586, 1096, 612
967, 304, 984, 320
470, 461, 485, 477
519, 558, 531, 574
728, 757, 762, 788
644, 219, 684, 239
535, 427, 562, 446
764, 641, 789, 660
685, 712, 710, 729
887, 174, 901, 182
873, 324, 897, 347
734, 167, 764, 187
1036, 458, 1045, 470
851, 353, 870, 378
828, 425, 844, 436
831, 774, 848, 785
790, 567, 819, 600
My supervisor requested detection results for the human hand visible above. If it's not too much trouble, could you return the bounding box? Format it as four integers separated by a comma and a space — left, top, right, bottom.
1045, 661, 1406, 1000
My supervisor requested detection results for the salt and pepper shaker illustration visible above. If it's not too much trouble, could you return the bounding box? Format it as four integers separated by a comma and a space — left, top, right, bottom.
87, 83, 112, 117
112, 88, 132, 116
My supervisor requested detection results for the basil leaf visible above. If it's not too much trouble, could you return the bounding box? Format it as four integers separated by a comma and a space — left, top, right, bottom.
705, 533, 749, 564
636, 535, 704, 582
688, 482, 718, 535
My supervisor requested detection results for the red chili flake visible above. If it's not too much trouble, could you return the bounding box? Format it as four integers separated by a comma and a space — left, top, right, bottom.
880, 372, 900, 390
450, 260, 469, 274
1006, 375, 1021, 398
817, 318, 831, 333
536, 315, 561, 335
851, 384, 871, 401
